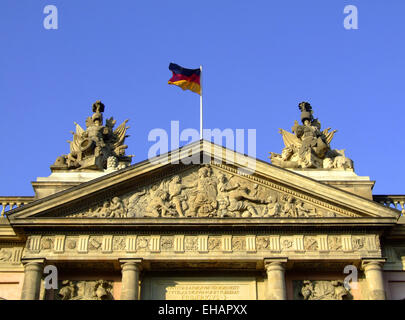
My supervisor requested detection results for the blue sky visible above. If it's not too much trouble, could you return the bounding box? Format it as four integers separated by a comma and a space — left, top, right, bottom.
0, 1, 404, 196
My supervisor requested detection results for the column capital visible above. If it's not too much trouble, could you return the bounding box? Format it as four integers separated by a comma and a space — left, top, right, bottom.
361, 258, 386, 271
21, 258, 46, 267
264, 258, 287, 270
119, 258, 143, 271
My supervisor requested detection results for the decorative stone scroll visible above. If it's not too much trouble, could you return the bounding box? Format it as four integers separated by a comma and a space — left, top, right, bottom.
56, 280, 114, 300
67, 165, 345, 219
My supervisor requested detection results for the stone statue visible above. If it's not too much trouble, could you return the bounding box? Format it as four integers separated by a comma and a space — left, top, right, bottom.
51, 101, 133, 171
270, 102, 353, 169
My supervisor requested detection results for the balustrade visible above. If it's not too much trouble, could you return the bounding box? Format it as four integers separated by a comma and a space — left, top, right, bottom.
0, 197, 35, 217
373, 195, 405, 215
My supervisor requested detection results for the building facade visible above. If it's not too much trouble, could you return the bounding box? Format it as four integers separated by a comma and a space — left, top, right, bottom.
0, 101, 404, 300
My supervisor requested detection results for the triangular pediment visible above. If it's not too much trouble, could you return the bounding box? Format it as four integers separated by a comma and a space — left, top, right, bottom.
7, 140, 399, 225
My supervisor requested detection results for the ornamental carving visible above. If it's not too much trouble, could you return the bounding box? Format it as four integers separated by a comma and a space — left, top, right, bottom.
232, 237, 245, 251
51, 101, 132, 171
113, 237, 126, 251
270, 102, 353, 169
161, 237, 174, 250
257, 237, 269, 250
67, 165, 344, 219
136, 237, 149, 251
57, 280, 113, 300
208, 238, 221, 251
297, 280, 351, 300
0, 249, 12, 262
41, 237, 53, 250
352, 236, 365, 250
304, 237, 319, 251
185, 237, 198, 251
88, 237, 102, 251
22, 234, 380, 257
66, 239, 77, 250
328, 236, 342, 251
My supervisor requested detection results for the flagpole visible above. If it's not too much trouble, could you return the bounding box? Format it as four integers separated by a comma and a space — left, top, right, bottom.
200, 65, 203, 140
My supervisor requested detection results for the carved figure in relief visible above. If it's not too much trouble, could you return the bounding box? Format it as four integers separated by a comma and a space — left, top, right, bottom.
188, 167, 218, 217
296, 201, 312, 217
57, 280, 113, 300
168, 176, 192, 217
145, 190, 172, 217
110, 197, 126, 218
66, 165, 341, 219
58, 281, 77, 300
126, 190, 147, 217
262, 195, 282, 217
300, 280, 350, 300
92, 201, 112, 218
282, 195, 297, 217
217, 173, 261, 217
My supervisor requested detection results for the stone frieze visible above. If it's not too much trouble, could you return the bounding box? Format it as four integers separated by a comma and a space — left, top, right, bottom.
24, 234, 381, 258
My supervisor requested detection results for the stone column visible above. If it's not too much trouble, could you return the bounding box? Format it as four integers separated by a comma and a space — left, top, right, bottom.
119, 259, 143, 300
264, 258, 287, 300
21, 259, 45, 300
362, 259, 386, 300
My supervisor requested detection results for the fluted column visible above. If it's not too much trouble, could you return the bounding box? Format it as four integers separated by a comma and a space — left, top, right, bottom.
264, 258, 287, 300
361, 259, 386, 300
21, 259, 45, 300
120, 259, 143, 300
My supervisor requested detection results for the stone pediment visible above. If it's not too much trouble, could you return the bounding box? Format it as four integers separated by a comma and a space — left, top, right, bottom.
7, 141, 399, 223
65, 165, 346, 219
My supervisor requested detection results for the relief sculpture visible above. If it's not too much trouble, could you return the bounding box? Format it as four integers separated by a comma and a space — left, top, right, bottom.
0, 249, 12, 262
67, 165, 342, 219
57, 280, 114, 300
296, 280, 351, 300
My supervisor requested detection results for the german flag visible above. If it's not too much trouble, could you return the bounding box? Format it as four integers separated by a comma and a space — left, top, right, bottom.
168, 63, 201, 95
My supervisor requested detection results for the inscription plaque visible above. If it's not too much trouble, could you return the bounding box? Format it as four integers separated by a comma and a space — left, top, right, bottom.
142, 277, 257, 300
